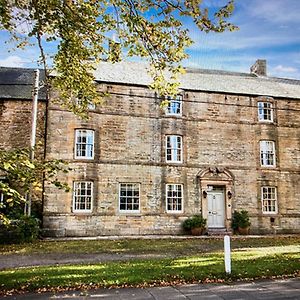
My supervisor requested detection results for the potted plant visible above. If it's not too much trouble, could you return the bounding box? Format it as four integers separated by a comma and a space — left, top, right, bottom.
231, 210, 251, 235
182, 215, 207, 235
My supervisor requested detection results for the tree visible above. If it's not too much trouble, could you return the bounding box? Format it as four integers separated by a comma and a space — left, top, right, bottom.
0, 147, 70, 225
0, 0, 237, 117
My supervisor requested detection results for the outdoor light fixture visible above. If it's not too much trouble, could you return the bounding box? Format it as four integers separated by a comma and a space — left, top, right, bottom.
227, 191, 232, 199
202, 191, 207, 198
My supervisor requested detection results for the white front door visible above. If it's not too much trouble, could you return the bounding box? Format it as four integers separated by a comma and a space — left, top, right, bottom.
207, 189, 225, 228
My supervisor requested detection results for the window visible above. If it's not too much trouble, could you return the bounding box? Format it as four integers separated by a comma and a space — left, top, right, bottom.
166, 135, 182, 163
262, 186, 277, 213
75, 129, 94, 159
260, 141, 276, 167
258, 102, 273, 122
119, 183, 140, 212
166, 184, 183, 213
73, 181, 93, 212
76, 98, 95, 110
166, 95, 182, 115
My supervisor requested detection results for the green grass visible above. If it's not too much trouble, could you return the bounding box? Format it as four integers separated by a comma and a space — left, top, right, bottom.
1, 236, 300, 256
0, 243, 300, 294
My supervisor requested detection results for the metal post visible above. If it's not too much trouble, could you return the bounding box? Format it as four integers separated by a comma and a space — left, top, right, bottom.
224, 235, 231, 274
25, 69, 39, 216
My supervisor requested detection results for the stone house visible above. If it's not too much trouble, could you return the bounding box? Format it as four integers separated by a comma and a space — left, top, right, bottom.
0, 67, 46, 151
0, 61, 300, 236
42, 60, 300, 236
0, 67, 47, 212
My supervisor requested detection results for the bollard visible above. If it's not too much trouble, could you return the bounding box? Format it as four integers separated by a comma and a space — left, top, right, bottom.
224, 235, 231, 274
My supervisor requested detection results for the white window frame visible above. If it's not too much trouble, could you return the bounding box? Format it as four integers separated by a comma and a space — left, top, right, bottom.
166, 95, 182, 116
166, 135, 183, 163
261, 186, 278, 214
76, 98, 96, 110
260, 140, 276, 167
75, 129, 94, 159
73, 181, 93, 213
258, 101, 273, 122
119, 183, 140, 213
166, 184, 183, 213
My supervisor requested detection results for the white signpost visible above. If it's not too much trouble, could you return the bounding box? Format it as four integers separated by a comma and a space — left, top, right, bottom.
224, 235, 231, 274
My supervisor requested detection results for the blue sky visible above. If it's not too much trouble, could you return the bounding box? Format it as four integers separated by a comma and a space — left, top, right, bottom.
0, 0, 299, 80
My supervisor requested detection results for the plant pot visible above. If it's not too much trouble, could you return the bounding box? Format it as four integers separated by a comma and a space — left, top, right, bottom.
191, 227, 204, 236
238, 226, 250, 235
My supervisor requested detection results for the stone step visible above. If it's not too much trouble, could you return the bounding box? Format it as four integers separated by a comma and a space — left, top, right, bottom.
207, 228, 232, 236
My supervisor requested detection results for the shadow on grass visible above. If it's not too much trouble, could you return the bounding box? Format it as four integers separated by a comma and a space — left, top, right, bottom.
1, 251, 300, 293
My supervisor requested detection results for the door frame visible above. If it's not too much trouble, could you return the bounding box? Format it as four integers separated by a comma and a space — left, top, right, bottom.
197, 167, 234, 232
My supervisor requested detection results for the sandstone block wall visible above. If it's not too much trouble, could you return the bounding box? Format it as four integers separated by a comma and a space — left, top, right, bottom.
43, 84, 300, 236
0, 99, 46, 151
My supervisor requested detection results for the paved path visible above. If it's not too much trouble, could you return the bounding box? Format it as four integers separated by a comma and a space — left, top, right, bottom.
0, 253, 169, 270
1, 278, 300, 299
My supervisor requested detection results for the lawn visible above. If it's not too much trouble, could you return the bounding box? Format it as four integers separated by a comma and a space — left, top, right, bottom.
1, 236, 300, 256
0, 236, 300, 294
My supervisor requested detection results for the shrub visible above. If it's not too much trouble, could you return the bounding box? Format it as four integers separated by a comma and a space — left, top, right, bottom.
232, 210, 251, 231
182, 215, 206, 231
0, 216, 40, 244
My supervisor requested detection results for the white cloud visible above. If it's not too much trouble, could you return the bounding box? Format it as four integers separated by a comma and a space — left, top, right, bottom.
189, 30, 300, 51
187, 0, 300, 52
273, 65, 298, 73
240, 0, 300, 25
0, 55, 26, 67
271, 64, 300, 79
188, 4, 300, 52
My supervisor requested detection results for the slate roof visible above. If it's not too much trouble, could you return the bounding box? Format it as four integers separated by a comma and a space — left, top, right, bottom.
93, 62, 300, 100
1, 62, 300, 100
0, 67, 46, 100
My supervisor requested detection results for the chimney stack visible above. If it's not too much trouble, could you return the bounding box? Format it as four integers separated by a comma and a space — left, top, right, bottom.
250, 59, 267, 76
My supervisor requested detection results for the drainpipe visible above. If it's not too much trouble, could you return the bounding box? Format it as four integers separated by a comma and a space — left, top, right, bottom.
31, 69, 40, 157
25, 69, 39, 216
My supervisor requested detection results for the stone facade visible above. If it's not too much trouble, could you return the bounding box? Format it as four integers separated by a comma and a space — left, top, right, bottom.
1, 65, 299, 237
43, 69, 300, 236
0, 68, 47, 152
0, 99, 46, 151
0, 67, 47, 218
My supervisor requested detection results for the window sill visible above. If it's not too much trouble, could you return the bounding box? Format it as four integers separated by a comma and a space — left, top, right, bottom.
165, 114, 182, 117
118, 211, 141, 214
260, 165, 277, 169
258, 120, 274, 124
166, 211, 183, 214
72, 211, 93, 214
